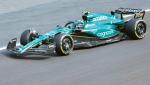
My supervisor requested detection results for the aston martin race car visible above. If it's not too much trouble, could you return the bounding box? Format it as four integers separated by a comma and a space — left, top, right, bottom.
7, 8, 147, 56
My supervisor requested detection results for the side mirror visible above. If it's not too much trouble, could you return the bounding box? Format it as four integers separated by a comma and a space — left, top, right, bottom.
57, 24, 60, 27
57, 24, 62, 28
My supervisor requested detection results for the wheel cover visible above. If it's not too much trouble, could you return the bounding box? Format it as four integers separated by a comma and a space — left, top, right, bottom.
136, 22, 146, 38
29, 32, 39, 41
62, 37, 73, 54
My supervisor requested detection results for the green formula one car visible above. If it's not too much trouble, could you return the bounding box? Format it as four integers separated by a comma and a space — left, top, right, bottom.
7, 8, 147, 56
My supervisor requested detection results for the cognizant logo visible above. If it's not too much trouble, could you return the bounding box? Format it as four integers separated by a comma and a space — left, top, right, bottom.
97, 30, 114, 37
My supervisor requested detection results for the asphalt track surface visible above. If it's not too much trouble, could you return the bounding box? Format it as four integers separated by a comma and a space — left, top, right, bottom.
0, 0, 150, 85
0, 0, 57, 14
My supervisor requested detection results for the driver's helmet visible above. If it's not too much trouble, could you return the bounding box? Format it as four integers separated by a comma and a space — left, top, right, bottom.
76, 22, 84, 29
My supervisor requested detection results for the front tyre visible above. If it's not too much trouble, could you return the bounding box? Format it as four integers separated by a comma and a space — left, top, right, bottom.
125, 19, 146, 39
54, 33, 74, 56
20, 29, 39, 45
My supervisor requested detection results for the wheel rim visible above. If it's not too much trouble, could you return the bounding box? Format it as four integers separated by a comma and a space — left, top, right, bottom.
136, 22, 146, 38
62, 37, 73, 54
29, 32, 39, 41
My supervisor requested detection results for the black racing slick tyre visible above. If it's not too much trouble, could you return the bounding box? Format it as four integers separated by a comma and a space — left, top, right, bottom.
54, 33, 74, 56
20, 29, 39, 45
125, 19, 146, 39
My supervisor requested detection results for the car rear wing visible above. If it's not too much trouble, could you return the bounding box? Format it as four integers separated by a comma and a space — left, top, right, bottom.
111, 8, 145, 20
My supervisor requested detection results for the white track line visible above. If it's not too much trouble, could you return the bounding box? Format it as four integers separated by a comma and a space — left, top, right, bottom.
0, 47, 6, 51
145, 9, 150, 12
0, 43, 20, 51
0, 9, 150, 51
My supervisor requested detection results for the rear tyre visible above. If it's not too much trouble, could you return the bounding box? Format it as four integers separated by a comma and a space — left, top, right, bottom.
20, 29, 39, 45
125, 19, 146, 39
54, 33, 74, 56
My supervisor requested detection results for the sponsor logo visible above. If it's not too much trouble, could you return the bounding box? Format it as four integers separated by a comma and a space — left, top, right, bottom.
93, 16, 108, 21
97, 30, 114, 37
85, 24, 95, 27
